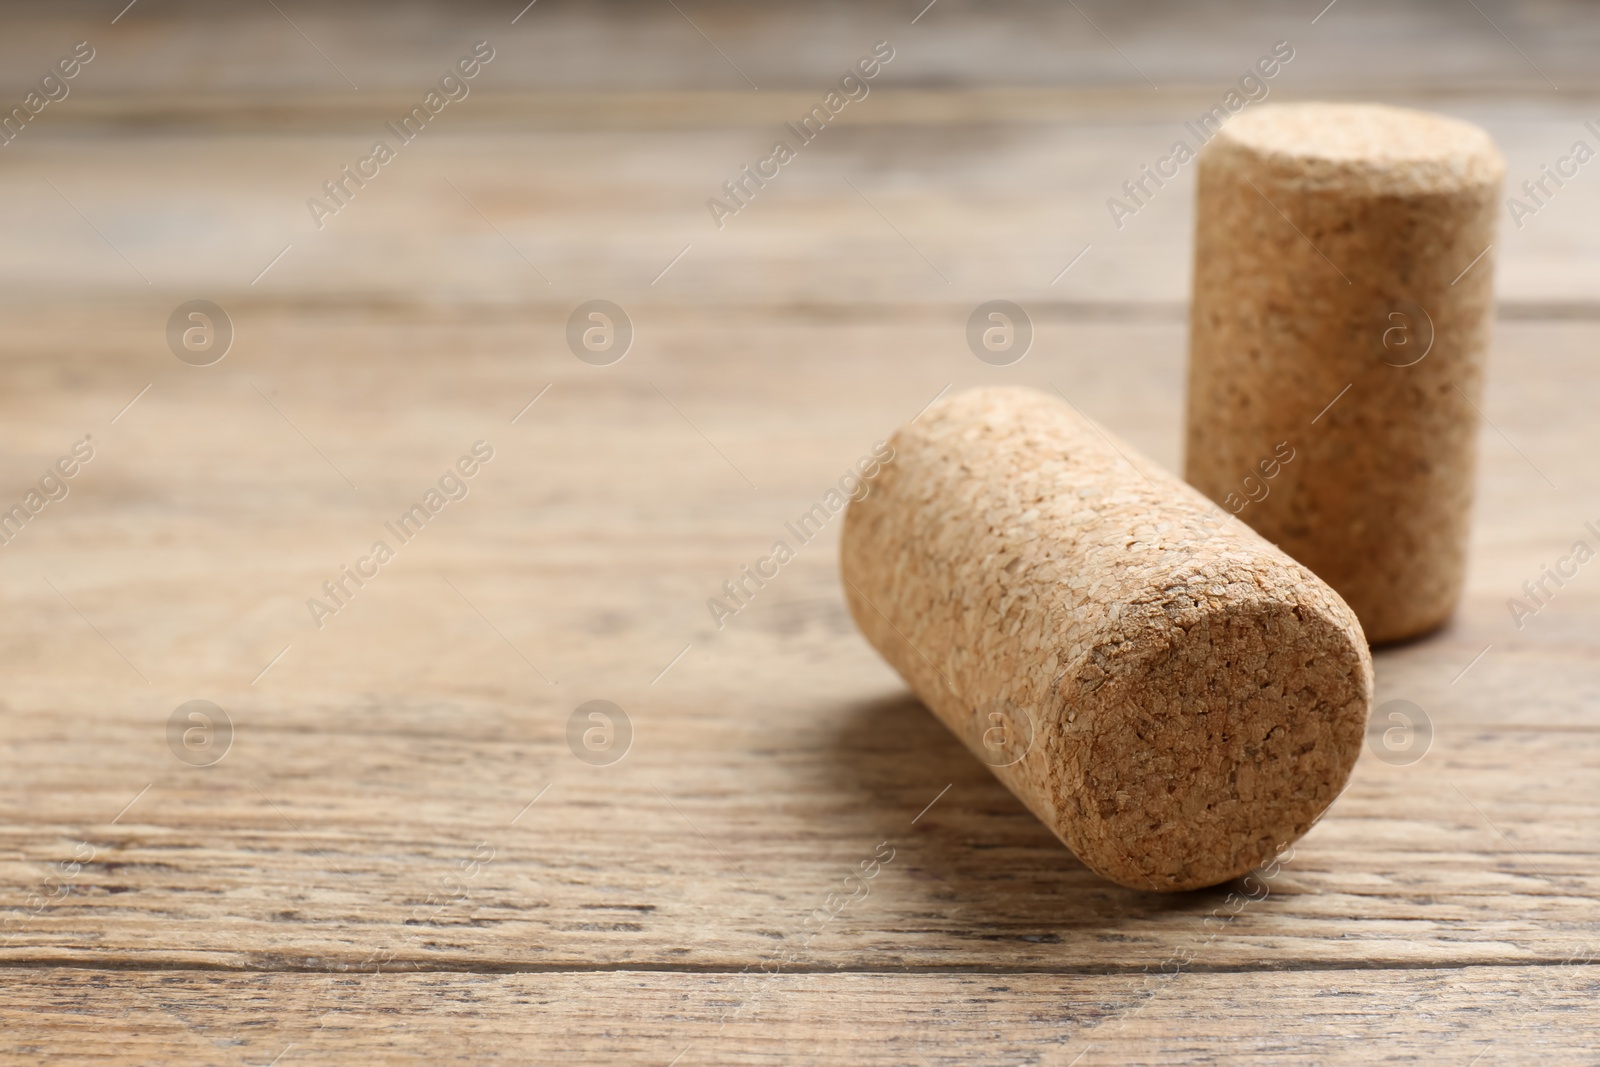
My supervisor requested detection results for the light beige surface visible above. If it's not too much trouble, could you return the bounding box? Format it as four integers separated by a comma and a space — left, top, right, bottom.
0, 2, 1597, 1063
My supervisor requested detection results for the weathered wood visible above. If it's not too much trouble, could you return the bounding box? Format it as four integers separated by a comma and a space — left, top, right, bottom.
3, 967, 1599, 1065
2, 1, 1600, 1060
0, 311, 1597, 978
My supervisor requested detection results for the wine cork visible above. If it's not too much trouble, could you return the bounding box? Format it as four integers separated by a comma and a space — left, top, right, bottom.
841, 386, 1372, 892
1185, 102, 1505, 644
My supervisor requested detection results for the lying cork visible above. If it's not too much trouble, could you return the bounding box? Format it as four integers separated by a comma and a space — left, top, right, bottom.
841, 386, 1372, 891
1185, 102, 1505, 644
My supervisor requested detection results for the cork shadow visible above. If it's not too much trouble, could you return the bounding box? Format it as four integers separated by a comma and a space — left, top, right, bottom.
824, 691, 1229, 956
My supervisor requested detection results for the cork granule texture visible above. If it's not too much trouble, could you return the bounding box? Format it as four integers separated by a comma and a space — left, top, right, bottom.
840, 386, 1373, 892
1185, 102, 1505, 644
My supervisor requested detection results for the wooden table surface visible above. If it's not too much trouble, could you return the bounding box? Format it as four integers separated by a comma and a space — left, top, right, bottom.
1, 1, 1597, 1063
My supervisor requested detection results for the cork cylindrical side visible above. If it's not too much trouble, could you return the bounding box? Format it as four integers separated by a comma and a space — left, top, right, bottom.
841, 386, 1373, 892
1184, 102, 1505, 644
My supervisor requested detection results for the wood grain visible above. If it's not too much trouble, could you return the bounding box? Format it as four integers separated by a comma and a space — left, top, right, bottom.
1, 1, 1599, 1062
4, 967, 1598, 1066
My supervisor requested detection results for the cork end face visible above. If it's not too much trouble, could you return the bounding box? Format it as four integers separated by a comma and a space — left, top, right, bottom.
1054, 596, 1371, 892
1213, 102, 1505, 196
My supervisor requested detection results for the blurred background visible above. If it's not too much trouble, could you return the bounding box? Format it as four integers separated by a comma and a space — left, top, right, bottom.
2, 0, 1595, 307
0, 0, 1589, 691
2, 3, 1599, 1061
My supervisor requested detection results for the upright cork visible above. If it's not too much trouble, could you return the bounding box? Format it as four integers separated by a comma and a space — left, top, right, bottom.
841, 386, 1372, 892
1185, 102, 1505, 644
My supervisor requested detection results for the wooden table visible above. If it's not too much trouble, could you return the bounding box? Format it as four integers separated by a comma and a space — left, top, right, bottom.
1, 2, 1597, 1062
